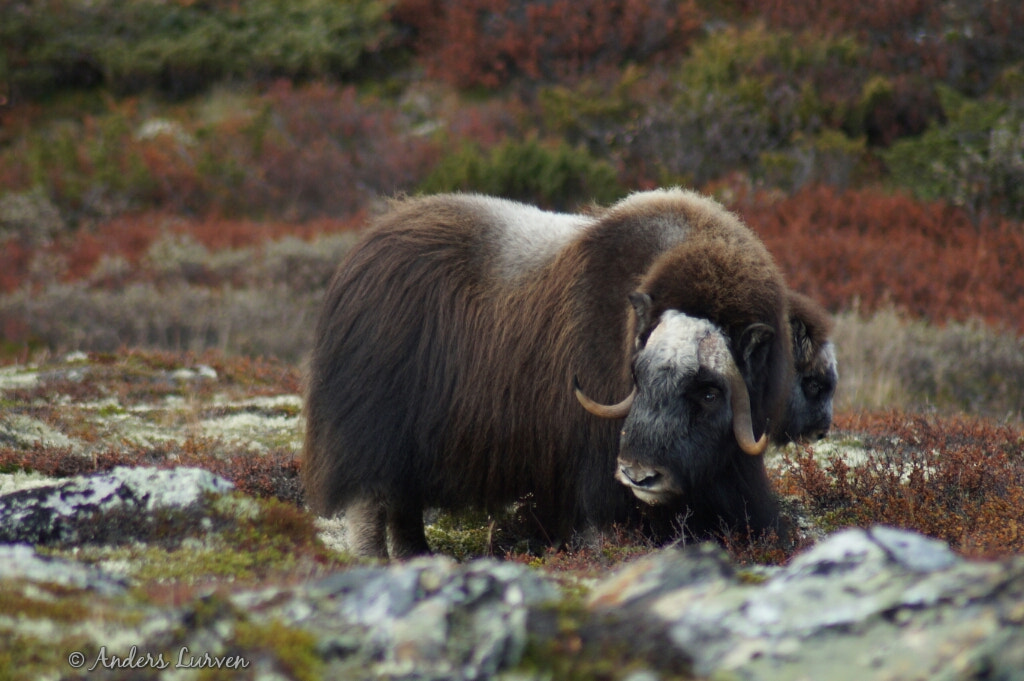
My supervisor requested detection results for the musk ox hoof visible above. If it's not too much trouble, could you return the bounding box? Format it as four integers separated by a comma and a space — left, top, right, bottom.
345, 498, 432, 560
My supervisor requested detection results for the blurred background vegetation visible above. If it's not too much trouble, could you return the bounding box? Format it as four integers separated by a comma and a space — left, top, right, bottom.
1, 0, 1022, 422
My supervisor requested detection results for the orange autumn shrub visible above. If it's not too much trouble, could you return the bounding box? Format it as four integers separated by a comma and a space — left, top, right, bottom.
0, 211, 364, 294
735, 184, 1024, 335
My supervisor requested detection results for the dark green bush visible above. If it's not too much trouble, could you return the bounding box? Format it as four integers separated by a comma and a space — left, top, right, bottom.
1, 0, 397, 101
541, 26, 865, 187
756, 129, 867, 191
882, 85, 1024, 219
417, 138, 625, 210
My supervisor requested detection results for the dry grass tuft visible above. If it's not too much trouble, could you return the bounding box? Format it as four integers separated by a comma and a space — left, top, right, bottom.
832, 308, 1024, 423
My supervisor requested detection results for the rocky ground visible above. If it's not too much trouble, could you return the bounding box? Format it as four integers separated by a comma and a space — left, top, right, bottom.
1, 351, 1023, 680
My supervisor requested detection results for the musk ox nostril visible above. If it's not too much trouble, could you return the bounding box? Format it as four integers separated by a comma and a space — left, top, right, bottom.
619, 464, 662, 489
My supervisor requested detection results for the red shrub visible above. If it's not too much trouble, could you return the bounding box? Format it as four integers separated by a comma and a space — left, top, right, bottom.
735, 184, 1024, 334
250, 81, 440, 219
394, 0, 703, 89
778, 410, 1024, 558
0, 238, 32, 292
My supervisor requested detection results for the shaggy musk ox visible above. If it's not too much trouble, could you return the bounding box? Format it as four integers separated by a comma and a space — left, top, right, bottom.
303, 189, 793, 558
774, 291, 837, 444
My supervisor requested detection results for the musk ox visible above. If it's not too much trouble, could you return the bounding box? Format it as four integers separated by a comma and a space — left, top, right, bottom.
774, 291, 837, 444
303, 189, 793, 558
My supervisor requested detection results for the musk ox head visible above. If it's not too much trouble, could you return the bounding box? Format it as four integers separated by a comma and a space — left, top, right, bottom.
776, 291, 838, 444
781, 339, 837, 443
574, 192, 791, 531
576, 309, 767, 506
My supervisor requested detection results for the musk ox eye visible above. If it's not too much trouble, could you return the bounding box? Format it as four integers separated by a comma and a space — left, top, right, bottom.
802, 378, 823, 398
690, 386, 722, 409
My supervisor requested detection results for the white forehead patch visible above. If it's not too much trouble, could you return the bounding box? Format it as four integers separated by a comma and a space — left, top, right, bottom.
642, 310, 731, 374
463, 194, 593, 279
818, 341, 838, 378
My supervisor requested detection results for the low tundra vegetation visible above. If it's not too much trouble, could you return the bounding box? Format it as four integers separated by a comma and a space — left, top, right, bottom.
2, 350, 1022, 568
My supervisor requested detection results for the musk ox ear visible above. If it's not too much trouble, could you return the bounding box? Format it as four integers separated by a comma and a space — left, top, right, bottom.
790, 317, 813, 366
629, 291, 654, 346
739, 322, 776, 375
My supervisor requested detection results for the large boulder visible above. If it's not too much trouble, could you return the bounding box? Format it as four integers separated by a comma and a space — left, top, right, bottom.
589, 526, 1024, 681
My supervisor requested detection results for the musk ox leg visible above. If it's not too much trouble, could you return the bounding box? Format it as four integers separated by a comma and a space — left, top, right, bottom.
345, 498, 388, 558
387, 501, 431, 559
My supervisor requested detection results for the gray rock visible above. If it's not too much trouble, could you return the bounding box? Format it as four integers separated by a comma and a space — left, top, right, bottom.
238, 556, 561, 681
589, 526, 1024, 681
0, 543, 126, 595
0, 466, 234, 546
867, 524, 959, 572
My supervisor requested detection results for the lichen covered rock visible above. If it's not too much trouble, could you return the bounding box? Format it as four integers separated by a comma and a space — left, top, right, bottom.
589, 527, 1024, 681
0, 466, 234, 546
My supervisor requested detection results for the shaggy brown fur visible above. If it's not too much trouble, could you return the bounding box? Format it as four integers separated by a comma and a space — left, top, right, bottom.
303, 189, 792, 558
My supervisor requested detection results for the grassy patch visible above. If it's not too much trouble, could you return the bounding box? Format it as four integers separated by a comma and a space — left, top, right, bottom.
831, 308, 1024, 422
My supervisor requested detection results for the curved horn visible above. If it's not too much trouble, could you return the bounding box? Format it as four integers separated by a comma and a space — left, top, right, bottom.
726, 366, 768, 456
573, 376, 635, 419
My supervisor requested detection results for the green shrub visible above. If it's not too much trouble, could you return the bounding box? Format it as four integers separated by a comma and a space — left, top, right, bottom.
540, 25, 864, 187
757, 129, 866, 191
882, 85, 1024, 219
418, 138, 625, 210
0, 82, 439, 224
0, 0, 397, 101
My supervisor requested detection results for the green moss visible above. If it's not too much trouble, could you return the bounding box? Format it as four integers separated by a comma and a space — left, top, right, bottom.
0, 633, 93, 681
425, 509, 498, 561
227, 620, 322, 681
0, 581, 150, 681
517, 598, 691, 681
126, 541, 295, 583
95, 401, 127, 417
0, 582, 92, 622
162, 595, 322, 681
736, 569, 770, 586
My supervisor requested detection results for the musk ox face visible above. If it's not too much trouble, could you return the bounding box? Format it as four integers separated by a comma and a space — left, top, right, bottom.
781, 340, 838, 443
774, 290, 837, 444
578, 309, 766, 506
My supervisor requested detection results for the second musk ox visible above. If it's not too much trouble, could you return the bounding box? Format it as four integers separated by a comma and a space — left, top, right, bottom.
775, 291, 838, 445
303, 188, 793, 558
